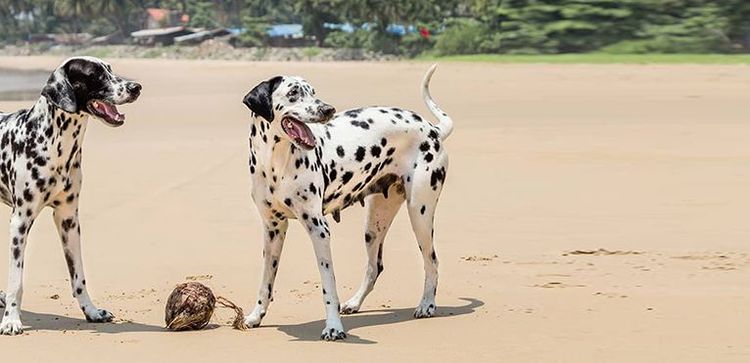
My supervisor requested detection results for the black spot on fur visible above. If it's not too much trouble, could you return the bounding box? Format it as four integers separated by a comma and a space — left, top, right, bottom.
370, 146, 381, 158
341, 171, 353, 184
355, 147, 366, 162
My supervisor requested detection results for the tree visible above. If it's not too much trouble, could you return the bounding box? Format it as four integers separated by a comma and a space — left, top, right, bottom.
295, 0, 343, 46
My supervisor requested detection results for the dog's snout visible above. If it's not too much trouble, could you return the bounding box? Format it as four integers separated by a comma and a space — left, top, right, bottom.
127, 82, 142, 95
320, 104, 336, 119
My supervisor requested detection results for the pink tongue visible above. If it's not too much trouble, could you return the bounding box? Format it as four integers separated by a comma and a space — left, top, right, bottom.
96, 102, 123, 121
289, 122, 307, 140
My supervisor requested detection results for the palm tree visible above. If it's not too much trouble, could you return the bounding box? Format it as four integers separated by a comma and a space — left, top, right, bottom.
96, 0, 138, 36
54, 0, 95, 32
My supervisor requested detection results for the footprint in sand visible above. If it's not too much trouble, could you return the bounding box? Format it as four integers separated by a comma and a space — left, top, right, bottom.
533, 281, 586, 288
672, 252, 747, 271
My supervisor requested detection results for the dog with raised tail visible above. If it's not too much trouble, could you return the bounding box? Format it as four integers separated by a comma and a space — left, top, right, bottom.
241, 65, 452, 340
0, 57, 141, 335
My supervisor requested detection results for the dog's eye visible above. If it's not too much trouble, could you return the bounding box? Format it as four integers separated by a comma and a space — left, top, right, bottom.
287, 89, 298, 98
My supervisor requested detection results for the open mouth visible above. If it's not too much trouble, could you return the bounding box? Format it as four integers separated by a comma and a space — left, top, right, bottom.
87, 100, 125, 127
281, 116, 316, 150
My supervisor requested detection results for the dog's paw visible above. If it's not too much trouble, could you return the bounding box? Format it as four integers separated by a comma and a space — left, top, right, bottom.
84, 308, 114, 323
0, 318, 24, 336
243, 312, 264, 329
320, 325, 347, 341
413, 302, 436, 319
339, 299, 361, 315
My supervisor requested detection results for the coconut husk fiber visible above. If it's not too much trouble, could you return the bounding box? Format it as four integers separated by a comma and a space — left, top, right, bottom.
165, 282, 245, 331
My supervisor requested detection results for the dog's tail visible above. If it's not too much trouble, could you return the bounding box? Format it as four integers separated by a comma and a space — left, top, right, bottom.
422, 64, 454, 140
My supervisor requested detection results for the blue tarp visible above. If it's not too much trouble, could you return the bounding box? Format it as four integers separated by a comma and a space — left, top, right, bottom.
267, 24, 303, 37
324, 23, 417, 36
232, 23, 418, 38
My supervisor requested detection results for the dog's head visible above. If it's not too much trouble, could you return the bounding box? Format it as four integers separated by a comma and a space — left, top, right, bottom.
243, 76, 336, 150
41, 56, 142, 127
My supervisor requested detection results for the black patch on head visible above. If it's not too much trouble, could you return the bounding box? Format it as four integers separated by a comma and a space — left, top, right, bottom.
41, 68, 78, 113
45, 58, 115, 114
42, 58, 111, 113
243, 76, 283, 122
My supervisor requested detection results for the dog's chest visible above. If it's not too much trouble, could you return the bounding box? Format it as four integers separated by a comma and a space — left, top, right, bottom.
0, 110, 83, 206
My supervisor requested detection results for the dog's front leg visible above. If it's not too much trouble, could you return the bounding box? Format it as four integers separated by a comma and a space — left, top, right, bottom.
244, 216, 288, 328
0, 208, 40, 335
301, 213, 346, 341
53, 202, 113, 323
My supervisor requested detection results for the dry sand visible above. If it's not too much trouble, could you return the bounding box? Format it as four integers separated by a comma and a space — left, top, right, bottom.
0, 56, 748, 362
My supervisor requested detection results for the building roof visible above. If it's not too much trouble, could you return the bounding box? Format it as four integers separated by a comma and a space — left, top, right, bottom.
131, 26, 189, 38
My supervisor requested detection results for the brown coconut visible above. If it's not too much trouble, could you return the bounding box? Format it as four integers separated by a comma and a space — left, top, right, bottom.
165, 282, 216, 331
164, 282, 246, 331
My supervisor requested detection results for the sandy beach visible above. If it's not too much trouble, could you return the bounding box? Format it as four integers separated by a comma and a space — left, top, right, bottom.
0, 56, 748, 362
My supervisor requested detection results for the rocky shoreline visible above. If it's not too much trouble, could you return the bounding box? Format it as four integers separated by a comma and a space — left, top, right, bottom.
0, 41, 398, 62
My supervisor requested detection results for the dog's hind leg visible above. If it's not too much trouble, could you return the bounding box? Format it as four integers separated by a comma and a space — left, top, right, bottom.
341, 192, 404, 315
245, 216, 288, 328
53, 200, 114, 323
406, 157, 448, 319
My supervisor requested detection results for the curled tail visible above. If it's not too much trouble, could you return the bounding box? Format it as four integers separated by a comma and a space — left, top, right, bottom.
421, 64, 454, 140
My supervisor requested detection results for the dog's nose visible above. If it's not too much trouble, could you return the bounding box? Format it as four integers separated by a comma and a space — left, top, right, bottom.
127, 82, 142, 94
320, 104, 336, 119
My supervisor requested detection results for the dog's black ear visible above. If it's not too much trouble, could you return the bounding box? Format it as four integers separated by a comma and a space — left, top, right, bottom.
243, 76, 283, 122
41, 67, 77, 113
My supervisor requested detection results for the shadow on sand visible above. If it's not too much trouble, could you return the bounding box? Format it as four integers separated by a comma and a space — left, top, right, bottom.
1, 296, 483, 340
0, 309, 165, 334
265, 297, 484, 344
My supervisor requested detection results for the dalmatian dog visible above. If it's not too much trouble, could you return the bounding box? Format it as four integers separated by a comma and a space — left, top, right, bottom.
241, 65, 452, 340
0, 56, 141, 335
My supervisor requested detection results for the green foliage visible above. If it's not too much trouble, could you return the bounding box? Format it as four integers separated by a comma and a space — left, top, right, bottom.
2, 0, 750, 56
323, 29, 371, 48
187, 0, 218, 28
302, 46, 322, 57
399, 30, 435, 57
434, 19, 488, 55
235, 15, 268, 47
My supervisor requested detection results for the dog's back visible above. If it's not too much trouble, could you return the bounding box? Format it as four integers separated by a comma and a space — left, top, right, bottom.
309, 65, 452, 217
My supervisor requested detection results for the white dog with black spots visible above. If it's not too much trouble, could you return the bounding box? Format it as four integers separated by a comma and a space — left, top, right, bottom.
0, 56, 141, 335
241, 65, 453, 340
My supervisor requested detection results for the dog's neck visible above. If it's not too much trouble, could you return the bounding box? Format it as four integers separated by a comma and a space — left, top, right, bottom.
249, 116, 298, 181
30, 96, 89, 169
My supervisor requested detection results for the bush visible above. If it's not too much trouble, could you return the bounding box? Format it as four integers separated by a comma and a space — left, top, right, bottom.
235, 16, 269, 48
323, 29, 371, 49
399, 31, 435, 58
434, 19, 489, 56
603, 4, 735, 54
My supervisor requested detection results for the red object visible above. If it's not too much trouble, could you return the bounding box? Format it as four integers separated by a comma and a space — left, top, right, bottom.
419, 27, 430, 39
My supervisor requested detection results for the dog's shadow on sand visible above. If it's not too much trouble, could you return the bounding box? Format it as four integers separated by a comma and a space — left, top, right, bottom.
14, 310, 165, 334
267, 297, 484, 344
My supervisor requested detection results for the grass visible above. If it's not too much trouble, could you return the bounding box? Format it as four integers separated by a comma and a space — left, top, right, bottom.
417, 53, 750, 64
302, 47, 323, 58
